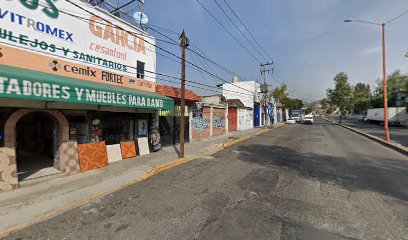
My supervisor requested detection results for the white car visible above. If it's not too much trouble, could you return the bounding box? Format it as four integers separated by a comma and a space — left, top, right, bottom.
286, 118, 296, 124
303, 115, 314, 124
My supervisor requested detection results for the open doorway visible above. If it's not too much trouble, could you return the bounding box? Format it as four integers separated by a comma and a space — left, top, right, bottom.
16, 112, 60, 180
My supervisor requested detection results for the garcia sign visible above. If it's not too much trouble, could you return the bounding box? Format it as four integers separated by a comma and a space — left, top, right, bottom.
0, 0, 156, 92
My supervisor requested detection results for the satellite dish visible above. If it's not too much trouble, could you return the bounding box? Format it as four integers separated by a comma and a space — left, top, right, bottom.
133, 12, 149, 25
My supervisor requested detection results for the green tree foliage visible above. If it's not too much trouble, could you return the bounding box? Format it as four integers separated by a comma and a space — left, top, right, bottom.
372, 70, 408, 108
284, 98, 303, 110
326, 72, 353, 123
320, 98, 328, 109
272, 84, 288, 105
353, 83, 370, 114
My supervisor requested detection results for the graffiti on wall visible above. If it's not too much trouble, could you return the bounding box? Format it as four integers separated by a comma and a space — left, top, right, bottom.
212, 115, 225, 129
192, 117, 209, 133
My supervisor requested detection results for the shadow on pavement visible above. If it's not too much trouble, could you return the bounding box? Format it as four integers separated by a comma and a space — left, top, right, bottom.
235, 144, 408, 202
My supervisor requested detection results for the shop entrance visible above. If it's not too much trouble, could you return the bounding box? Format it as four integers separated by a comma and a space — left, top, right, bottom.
16, 112, 59, 180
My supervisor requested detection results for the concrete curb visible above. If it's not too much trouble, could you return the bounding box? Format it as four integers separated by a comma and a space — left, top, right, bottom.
324, 118, 408, 156
0, 126, 284, 237
0, 156, 197, 238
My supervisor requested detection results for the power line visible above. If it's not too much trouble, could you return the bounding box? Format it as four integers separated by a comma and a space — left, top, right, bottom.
0, 38, 256, 98
33, 0, 260, 96
211, 0, 268, 62
64, 0, 255, 95
386, 8, 408, 24
194, 0, 262, 63
220, 0, 295, 91
82, 0, 264, 94
221, 0, 274, 62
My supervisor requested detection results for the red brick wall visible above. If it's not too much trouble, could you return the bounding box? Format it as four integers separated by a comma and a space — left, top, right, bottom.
212, 108, 226, 136
191, 107, 211, 140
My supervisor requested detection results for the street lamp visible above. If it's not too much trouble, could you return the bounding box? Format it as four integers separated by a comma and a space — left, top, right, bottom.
344, 19, 390, 141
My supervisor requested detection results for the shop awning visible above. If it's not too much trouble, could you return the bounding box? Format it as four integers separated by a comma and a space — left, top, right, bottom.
0, 65, 174, 110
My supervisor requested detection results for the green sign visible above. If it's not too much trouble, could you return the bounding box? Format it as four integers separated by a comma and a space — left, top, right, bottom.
18, 0, 59, 19
0, 64, 174, 110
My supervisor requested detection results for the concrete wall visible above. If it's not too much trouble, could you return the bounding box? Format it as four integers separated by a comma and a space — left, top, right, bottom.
222, 81, 259, 108
238, 108, 253, 131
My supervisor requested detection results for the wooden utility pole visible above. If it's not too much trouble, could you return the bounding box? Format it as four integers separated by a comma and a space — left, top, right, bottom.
179, 31, 189, 158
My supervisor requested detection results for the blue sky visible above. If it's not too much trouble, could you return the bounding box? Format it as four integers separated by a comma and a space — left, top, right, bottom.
142, 0, 408, 102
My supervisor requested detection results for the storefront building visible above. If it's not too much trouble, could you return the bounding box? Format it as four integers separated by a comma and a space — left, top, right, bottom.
156, 84, 201, 146
194, 95, 228, 140
0, 1, 173, 192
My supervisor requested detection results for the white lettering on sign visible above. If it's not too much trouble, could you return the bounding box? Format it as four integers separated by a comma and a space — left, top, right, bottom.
0, 77, 7, 93
75, 88, 84, 101
1, 1, 157, 89
0, 75, 167, 109
6, 78, 21, 95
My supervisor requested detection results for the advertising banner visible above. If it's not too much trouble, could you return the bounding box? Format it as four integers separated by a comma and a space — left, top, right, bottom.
0, 0, 157, 92
0, 64, 174, 110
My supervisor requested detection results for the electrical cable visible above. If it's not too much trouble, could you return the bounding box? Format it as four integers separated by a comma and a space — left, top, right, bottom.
0, 39, 254, 98
194, 0, 262, 64
64, 0, 256, 95
221, 0, 274, 62
211, 0, 268, 62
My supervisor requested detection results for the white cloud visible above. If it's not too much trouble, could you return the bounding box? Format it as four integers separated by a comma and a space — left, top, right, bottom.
360, 46, 382, 55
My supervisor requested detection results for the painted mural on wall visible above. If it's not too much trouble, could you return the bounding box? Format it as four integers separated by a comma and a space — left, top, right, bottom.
212, 108, 226, 136
191, 106, 211, 140
191, 117, 209, 133
212, 115, 225, 129
193, 102, 204, 118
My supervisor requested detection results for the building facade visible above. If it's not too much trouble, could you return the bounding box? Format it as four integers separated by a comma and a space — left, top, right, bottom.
156, 84, 201, 147
222, 78, 259, 129
0, 1, 173, 191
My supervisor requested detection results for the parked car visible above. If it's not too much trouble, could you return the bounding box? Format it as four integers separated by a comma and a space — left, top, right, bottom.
286, 118, 296, 124
303, 115, 314, 124
359, 115, 367, 123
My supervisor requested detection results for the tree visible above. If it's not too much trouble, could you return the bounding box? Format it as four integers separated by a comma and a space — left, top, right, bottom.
371, 70, 408, 107
353, 83, 370, 115
320, 98, 328, 109
284, 98, 303, 111
326, 72, 353, 123
272, 84, 288, 106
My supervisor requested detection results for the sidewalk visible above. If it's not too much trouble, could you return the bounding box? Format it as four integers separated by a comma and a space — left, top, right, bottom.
0, 128, 264, 234
324, 117, 408, 156
331, 116, 408, 147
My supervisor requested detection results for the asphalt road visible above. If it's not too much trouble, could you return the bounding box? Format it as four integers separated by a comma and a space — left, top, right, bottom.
5, 118, 408, 240
333, 117, 408, 147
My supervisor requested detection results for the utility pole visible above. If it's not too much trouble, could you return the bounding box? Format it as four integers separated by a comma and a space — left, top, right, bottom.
179, 30, 189, 158
381, 23, 390, 141
344, 18, 403, 142
260, 62, 273, 127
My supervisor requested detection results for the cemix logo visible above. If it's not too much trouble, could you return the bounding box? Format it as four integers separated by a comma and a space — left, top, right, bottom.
48, 60, 62, 72
48, 60, 97, 77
